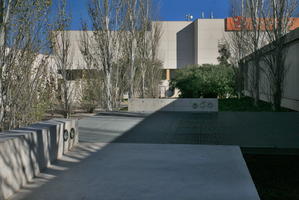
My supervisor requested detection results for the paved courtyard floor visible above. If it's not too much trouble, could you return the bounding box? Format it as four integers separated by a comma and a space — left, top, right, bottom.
12, 143, 259, 200
11, 111, 299, 200
79, 111, 299, 153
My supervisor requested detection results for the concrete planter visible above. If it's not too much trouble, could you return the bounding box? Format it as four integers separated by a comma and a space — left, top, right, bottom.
128, 98, 218, 112
0, 119, 78, 200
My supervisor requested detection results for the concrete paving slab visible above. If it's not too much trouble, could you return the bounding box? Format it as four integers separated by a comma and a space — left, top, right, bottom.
12, 143, 259, 200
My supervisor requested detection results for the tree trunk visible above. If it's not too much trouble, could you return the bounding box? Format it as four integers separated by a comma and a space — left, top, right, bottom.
254, 56, 260, 106
0, 0, 8, 127
273, 51, 283, 112
63, 83, 69, 118
106, 72, 113, 111
141, 70, 146, 98
129, 45, 135, 99
273, 82, 282, 111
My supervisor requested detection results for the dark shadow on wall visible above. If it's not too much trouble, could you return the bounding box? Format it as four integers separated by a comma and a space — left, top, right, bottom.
177, 22, 195, 68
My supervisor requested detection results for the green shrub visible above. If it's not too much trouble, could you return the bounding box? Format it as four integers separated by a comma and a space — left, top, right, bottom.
170, 64, 235, 98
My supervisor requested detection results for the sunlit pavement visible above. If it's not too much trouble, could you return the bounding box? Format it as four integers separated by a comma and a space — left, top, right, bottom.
12, 142, 259, 200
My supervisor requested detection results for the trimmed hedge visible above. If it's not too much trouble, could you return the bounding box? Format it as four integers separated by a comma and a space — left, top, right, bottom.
170, 64, 235, 98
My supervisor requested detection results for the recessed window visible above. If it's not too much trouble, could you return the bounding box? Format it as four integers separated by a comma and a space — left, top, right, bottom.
58, 69, 83, 81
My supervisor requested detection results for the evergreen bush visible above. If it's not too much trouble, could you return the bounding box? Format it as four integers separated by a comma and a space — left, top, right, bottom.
170, 64, 235, 98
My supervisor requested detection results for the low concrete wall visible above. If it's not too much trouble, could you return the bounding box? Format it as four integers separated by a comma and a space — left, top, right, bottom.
129, 98, 218, 112
242, 28, 299, 111
0, 119, 78, 200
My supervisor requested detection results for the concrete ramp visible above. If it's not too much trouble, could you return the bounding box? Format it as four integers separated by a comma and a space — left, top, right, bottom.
12, 143, 259, 200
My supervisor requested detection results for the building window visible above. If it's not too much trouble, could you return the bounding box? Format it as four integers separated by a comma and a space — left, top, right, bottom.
170, 69, 176, 79
58, 69, 83, 81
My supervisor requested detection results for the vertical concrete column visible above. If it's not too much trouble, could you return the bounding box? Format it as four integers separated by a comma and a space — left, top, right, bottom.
166, 69, 171, 81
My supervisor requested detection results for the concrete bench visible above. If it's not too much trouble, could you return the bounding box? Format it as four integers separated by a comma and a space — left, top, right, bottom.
0, 118, 78, 200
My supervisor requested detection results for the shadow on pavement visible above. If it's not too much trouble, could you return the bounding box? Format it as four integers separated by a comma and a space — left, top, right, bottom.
95, 111, 148, 118
10, 99, 299, 200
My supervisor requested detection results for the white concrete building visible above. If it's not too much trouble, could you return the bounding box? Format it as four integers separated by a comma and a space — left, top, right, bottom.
63, 18, 230, 75
55, 18, 230, 98
51, 17, 299, 110
157, 19, 227, 71
156, 19, 229, 96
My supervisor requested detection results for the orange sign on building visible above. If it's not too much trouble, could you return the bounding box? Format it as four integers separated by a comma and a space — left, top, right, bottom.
225, 17, 299, 31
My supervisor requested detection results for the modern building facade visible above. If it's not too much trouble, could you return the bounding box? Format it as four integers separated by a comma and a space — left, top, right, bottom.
156, 19, 230, 96
156, 17, 299, 98
55, 18, 232, 98
157, 17, 299, 78
53, 17, 299, 110
157, 19, 228, 70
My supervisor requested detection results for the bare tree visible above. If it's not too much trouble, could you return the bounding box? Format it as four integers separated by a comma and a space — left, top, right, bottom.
246, 0, 266, 106
143, 21, 162, 98
112, 56, 128, 109
230, 0, 269, 104
88, 0, 123, 111
226, 0, 252, 98
122, 0, 140, 98
79, 25, 103, 112
0, 0, 21, 129
123, 0, 162, 98
137, 0, 151, 98
261, 0, 298, 111
51, 0, 73, 118
0, 0, 51, 130
83, 0, 160, 109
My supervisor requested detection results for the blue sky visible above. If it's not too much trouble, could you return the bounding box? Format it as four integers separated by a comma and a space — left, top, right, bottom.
157, 0, 230, 21
54, 0, 230, 30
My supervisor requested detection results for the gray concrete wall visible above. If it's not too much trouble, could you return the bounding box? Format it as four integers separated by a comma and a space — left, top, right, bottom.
155, 21, 193, 69
0, 119, 78, 200
157, 19, 227, 69
194, 19, 228, 65
128, 98, 218, 112
64, 20, 228, 71
52, 31, 90, 70
243, 28, 299, 111
155, 19, 228, 96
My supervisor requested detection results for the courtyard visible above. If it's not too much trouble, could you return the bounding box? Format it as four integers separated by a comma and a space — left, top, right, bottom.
1, 0, 299, 200
10, 111, 299, 200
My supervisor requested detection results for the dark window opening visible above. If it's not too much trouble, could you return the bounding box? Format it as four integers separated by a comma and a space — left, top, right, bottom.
170, 69, 176, 79
58, 69, 83, 81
